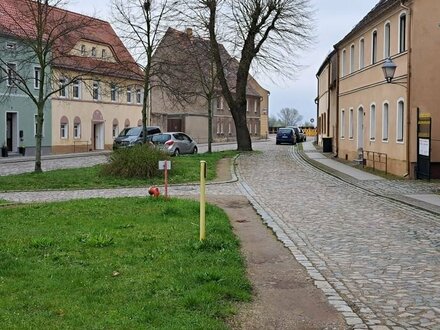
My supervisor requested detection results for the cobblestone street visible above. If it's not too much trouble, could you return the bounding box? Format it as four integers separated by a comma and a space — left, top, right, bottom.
237, 141, 440, 330
1, 140, 439, 329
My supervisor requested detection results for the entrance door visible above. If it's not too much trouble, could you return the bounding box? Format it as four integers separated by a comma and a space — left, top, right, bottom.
93, 123, 104, 150
167, 118, 183, 132
357, 107, 364, 150
6, 112, 16, 151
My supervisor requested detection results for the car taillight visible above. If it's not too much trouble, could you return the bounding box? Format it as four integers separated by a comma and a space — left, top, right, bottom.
165, 140, 174, 146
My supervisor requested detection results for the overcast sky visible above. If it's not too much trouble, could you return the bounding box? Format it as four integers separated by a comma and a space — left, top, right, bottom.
66, 0, 380, 125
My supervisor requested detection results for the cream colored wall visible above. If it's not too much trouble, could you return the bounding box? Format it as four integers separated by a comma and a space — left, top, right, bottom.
69, 40, 116, 62
248, 77, 269, 138
317, 64, 329, 142
337, 6, 409, 176
410, 0, 440, 163
185, 115, 209, 143
51, 69, 143, 153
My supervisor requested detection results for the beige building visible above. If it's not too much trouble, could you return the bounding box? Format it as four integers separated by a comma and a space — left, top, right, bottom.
318, 0, 440, 178
150, 28, 269, 143
50, 13, 143, 153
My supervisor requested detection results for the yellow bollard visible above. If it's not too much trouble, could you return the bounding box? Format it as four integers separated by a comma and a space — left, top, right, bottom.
200, 161, 206, 241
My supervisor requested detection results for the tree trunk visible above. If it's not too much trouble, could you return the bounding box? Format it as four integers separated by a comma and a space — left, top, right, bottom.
207, 97, 213, 153
34, 103, 44, 173
231, 102, 252, 151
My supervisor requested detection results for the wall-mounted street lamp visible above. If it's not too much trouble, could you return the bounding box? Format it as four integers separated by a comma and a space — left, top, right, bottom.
382, 57, 397, 83
382, 57, 407, 88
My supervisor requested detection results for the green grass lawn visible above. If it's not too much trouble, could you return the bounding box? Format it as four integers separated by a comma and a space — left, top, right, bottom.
0, 151, 237, 192
0, 197, 251, 329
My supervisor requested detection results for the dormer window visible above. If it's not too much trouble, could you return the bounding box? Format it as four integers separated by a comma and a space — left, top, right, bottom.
101, 49, 106, 58
91, 47, 96, 57
6, 42, 16, 50
80, 44, 86, 56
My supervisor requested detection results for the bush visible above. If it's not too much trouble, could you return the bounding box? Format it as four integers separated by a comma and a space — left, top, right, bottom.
101, 144, 169, 179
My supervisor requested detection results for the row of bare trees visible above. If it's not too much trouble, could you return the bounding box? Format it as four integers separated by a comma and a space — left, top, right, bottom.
0, 0, 313, 172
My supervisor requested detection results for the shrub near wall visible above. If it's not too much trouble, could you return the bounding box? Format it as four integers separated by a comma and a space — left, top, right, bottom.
101, 145, 169, 179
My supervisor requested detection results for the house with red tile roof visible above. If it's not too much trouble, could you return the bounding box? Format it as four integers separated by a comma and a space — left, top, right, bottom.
0, 0, 143, 154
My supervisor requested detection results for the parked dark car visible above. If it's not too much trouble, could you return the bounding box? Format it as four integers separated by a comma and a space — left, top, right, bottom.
150, 132, 198, 156
276, 127, 296, 145
113, 126, 161, 149
288, 126, 306, 142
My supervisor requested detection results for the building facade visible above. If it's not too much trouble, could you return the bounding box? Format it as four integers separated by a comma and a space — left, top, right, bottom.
318, 0, 440, 178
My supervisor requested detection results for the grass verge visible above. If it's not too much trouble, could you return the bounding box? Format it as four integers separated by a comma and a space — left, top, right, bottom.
0, 150, 238, 192
0, 197, 251, 328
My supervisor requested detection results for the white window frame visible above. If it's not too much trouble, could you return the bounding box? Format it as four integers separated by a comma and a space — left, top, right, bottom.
216, 96, 223, 110
80, 44, 86, 56
6, 62, 16, 86
397, 99, 405, 142
101, 49, 106, 58
136, 88, 142, 104
58, 77, 68, 98
60, 123, 68, 139
254, 99, 258, 113
72, 80, 81, 99
350, 44, 355, 73
127, 87, 132, 103
349, 108, 354, 140
91, 47, 96, 57
382, 102, 389, 142
359, 38, 365, 70
73, 123, 81, 139
228, 121, 232, 135
34, 66, 41, 89
341, 49, 346, 77
110, 84, 117, 102
340, 109, 346, 139
384, 21, 391, 58
369, 103, 376, 141
246, 98, 250, 112
92, 81, 100, 101
399, 12, 407, 53
371, 30, 378, 64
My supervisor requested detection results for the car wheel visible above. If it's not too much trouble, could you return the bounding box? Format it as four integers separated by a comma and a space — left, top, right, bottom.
192, 146, 198, 154
173, 148, 180, 156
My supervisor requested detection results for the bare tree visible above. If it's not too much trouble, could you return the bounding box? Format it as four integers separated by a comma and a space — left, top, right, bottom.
0, 0, 108, 172
182, 0, 313, 151
278, 107, 302, 126
112, 0, 182, 144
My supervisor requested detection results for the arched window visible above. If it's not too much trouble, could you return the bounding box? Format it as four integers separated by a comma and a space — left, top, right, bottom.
137, 119, 142, 127
349, 108, 354, 139
341, 49, 346, 77
399, 13, 407, 53
340, 109, 346, 138
382, 102, 389, 141
124, 119, 130, 128
359, 38, 365, 69
371, 30, 378, 64
384, 22, 391, 58
350, 44, 355, 73
60, 116, 69, 139
370, 104, 376, 140
112, 119, 119, 138
397, 100, 405, 142
73, 116, 81, 139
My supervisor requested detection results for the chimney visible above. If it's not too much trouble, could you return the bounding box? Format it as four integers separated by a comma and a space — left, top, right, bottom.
186, 27, 193, 38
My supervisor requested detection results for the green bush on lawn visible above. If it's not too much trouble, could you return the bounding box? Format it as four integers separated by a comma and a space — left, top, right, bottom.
101, 144, 169, 179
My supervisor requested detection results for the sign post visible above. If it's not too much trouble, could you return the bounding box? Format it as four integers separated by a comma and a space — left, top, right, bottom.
158, 160, 171, 198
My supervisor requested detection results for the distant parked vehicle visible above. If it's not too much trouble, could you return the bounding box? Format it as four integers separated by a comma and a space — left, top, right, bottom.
150, 132, 198, 156
287, 126, 306, 142
113, 126, 161, 149
276, 127, 296, 145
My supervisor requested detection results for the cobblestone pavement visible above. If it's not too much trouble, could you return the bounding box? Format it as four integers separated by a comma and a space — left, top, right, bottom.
236, 142, 440, 330
1, 139, 440, 330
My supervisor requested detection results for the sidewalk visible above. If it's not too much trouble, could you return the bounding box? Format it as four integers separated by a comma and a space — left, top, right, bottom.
301, 140, 440, 214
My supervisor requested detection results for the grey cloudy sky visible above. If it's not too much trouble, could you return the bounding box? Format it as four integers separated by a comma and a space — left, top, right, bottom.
66, 0, 379, 124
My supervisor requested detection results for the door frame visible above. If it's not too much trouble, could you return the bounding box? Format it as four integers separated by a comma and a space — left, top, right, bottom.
5, 112, 18, 152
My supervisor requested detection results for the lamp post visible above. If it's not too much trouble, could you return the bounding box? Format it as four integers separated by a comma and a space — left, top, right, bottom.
382, 57, 397, 83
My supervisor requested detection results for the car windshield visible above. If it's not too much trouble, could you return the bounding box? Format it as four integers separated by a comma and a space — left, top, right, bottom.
278, 128, 292, 134
151, 134, 172, 144
123, 127, 142, 136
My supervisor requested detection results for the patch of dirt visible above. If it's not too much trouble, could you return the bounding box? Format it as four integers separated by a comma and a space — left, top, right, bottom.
205, 159, 346, 329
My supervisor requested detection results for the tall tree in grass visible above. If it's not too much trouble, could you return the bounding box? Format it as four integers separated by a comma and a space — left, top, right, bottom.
182, 0, 314, 151
0, 0, 103, 172
112, 0, 181, 144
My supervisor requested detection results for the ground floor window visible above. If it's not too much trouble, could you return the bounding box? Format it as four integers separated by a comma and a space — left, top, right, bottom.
397, 100, 404, 142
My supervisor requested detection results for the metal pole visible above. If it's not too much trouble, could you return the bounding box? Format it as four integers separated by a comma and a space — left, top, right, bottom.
200, 161, 206, 241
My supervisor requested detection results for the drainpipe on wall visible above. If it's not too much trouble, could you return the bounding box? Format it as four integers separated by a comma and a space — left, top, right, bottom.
401, 0, 412, 177
327, 59, 331, 137
315, 74, 319, 144
335, 51, 340, 157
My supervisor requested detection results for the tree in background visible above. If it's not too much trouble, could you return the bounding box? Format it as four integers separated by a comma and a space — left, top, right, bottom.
0, 0, 103, 172
183, 0, 314, 151
269, 115, 283, 128
112, 0, 180, 143
278, 107, 303, 127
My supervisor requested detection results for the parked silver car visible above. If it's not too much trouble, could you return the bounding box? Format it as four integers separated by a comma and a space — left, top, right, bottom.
150, 132, 198, 156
